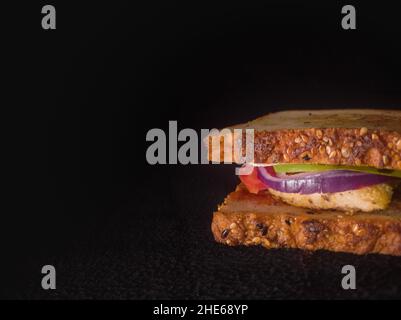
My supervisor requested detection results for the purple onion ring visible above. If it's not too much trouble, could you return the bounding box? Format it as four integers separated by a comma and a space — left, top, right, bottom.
257, 167, 393, 194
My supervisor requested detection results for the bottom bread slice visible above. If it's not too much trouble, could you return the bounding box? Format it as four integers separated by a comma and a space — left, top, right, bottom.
212, 184, 401, 256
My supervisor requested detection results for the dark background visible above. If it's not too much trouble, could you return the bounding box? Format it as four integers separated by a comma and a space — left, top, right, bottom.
4, 0, 401, 299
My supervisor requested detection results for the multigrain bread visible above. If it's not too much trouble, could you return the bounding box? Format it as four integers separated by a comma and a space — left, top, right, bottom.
212, 184, 401, 256
206, 109, 401, 170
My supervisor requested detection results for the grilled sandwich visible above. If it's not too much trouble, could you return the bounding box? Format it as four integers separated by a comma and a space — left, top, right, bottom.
206, 109, 401, 255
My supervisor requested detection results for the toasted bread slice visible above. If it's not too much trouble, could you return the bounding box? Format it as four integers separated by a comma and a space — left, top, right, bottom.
206, 109, 401, 170
212, 184, 401, 256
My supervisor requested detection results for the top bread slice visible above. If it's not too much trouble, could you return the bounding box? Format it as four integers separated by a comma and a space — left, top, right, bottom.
206, 109, 401, 170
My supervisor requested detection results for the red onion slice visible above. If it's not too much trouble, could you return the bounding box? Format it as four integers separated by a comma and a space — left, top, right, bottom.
257, 167, 393, 194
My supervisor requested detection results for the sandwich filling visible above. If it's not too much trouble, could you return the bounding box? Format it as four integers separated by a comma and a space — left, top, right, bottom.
240, 164, 401, 212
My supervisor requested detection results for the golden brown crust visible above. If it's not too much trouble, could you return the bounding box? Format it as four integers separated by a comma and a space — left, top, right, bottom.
212, 184, 401, 256
208, 127, 401, 170
205, 110, 401, 170
252, 128, 401, 169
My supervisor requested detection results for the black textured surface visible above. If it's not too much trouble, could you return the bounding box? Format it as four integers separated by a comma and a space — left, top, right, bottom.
6, 166, 401, 299
6, 1, 401, 299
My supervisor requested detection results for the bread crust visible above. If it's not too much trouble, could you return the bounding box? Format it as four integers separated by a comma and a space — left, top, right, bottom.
206, 110, 401, 170
253, 128, 401, 169
212, 184, 401, 256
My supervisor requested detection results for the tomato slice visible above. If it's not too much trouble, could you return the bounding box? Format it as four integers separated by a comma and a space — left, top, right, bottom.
239, 167, 268, 194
